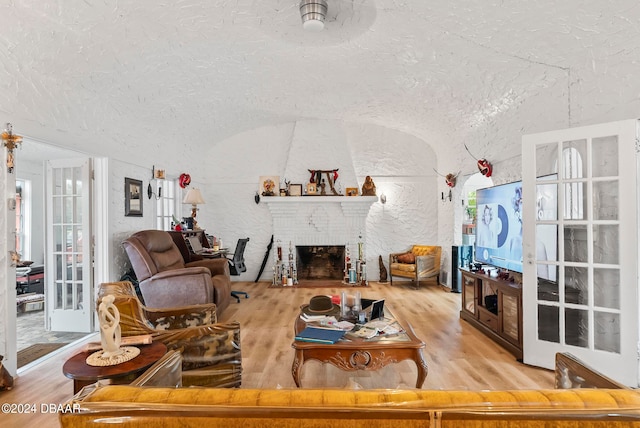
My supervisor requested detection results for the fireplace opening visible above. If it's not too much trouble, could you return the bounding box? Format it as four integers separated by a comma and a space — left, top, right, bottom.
296, 246, 345, 280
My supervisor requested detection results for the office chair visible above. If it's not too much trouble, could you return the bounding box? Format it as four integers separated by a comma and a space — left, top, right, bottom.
227, 238, 250, 302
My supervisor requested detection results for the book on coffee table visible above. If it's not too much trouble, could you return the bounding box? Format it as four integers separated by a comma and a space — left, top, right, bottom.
295, 326, 346, 344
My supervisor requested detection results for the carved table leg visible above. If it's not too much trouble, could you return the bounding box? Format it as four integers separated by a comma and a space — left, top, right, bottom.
415, 349, 428, 388
292, 350, 304, 387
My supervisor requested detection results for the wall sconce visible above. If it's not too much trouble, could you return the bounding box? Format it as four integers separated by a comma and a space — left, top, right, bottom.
441, 190, 452, 202
147, 166, 163, 199
1, 123, 22, 174
380, 193, 387, 204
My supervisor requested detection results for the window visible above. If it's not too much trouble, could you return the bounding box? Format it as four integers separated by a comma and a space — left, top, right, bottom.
155, 179, 177, 230
464, 190, 477, 224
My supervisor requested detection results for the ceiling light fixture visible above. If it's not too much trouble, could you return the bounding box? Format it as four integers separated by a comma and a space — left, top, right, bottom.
300, 0, 327, 32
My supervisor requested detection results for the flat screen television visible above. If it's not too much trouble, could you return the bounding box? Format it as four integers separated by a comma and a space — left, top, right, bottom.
475, 176, 557, 280
475, 180, 524, 272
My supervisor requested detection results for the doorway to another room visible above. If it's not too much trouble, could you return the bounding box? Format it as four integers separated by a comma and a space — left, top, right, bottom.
13, 143, 99, 371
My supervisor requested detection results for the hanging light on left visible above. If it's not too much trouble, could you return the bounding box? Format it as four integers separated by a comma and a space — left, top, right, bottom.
1, 123, 22, 174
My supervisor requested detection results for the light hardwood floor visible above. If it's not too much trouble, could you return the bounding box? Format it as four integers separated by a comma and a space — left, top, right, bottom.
2, 280, 554, 426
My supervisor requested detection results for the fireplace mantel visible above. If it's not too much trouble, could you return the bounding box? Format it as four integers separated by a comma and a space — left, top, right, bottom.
263, 195, 378, 214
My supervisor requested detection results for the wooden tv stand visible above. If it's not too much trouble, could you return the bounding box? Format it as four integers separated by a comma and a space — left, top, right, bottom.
459, 268, 522, 360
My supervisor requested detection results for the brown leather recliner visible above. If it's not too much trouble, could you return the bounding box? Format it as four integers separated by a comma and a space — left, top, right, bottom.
123, 230, 231, 313
168, 230, 231, 312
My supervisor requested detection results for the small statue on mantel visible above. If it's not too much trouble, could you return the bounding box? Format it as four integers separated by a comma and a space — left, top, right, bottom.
361, 175, 376, 196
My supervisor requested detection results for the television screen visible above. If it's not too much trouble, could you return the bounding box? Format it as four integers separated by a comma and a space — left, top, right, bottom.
475, 180, 524, 272
475, 176, 558, 278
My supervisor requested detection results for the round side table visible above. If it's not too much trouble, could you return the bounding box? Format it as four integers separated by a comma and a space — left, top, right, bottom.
63, 341, 167, 394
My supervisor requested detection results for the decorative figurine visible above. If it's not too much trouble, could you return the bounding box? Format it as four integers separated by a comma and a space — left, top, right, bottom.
86, 295, 140, 366
361, 175, 376, 196
378, 255, 388, 283
307, 169, 341, 195
98, 295, 123, 358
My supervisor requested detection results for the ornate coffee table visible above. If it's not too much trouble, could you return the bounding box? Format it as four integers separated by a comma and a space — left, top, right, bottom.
292, 306, 428, 388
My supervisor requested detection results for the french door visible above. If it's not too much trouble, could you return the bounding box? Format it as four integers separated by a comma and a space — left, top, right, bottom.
522, 120, 639, 386
45, 158, 94, 332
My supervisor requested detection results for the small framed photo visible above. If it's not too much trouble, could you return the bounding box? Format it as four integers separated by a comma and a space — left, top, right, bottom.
289, 184, 303, 196
125, 177, 143, 217
306, 183, 317, 195
346, 187, 359, 196
259, 175, 279, 196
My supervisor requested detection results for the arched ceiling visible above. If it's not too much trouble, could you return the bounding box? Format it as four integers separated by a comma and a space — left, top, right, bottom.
2, 1, 639, 167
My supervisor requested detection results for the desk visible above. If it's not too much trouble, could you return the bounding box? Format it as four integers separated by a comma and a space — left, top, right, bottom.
199, 248, 229, 259
181, 229, 211, 249
62, 342, 167, 394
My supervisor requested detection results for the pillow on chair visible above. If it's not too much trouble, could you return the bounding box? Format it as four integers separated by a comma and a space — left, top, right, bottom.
396, 252, 416, 264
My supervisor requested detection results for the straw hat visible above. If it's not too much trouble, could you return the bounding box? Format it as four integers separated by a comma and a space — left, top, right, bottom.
301, 295, 341, 317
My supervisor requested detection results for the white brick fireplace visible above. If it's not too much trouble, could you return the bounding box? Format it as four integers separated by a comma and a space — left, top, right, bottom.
263, 196, 377, 263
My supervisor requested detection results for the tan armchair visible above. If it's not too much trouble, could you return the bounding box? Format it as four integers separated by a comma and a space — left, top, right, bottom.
123, 230, 231, 312
97, 281, 242, 388
389, 245, 442, 288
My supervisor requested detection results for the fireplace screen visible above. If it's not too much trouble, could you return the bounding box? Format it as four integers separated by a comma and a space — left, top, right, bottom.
296, 246, 345, 280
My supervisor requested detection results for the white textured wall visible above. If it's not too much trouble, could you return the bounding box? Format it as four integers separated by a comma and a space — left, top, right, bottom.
109, 159, 157, 281
196, 120, 438, 282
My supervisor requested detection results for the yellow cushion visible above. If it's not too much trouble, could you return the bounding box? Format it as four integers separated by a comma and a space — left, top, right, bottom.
390, 263, 416, 273
411, 245, 439, 257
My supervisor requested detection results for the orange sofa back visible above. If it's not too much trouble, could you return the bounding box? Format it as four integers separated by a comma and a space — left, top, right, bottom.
60, 385, 640, 427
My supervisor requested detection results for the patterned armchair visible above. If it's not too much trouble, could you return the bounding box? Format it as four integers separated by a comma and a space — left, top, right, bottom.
389, 245, 442, 289
97, 281, 242, 388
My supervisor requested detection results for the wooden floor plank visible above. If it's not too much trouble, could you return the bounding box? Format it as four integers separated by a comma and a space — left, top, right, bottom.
1, 280, 554, 426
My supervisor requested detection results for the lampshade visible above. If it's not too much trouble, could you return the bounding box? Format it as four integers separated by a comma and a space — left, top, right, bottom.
300, 0, 327, 32
182, 188, 205, 205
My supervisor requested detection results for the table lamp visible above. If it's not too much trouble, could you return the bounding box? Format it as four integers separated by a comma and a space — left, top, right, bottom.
182, 188, 206, 229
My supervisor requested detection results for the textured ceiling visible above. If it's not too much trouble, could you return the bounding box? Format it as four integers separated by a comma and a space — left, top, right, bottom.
2, 1, 640, 166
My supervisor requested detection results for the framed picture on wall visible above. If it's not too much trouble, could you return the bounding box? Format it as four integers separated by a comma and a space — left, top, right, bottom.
259, 175, 279, 196
289, 184, 303, 196
125, 177, 143, 217
346, 187, 359, 196
306, 183, 317, 195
